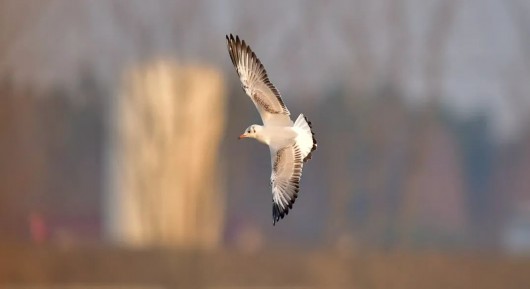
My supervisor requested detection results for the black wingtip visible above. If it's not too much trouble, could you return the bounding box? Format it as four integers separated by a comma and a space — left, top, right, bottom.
302, 116, 318, 163
226, 34, 238, 47
227, 34, 236, 47
272, 193, 298, 226
272, 203, 287, 226
273, 203, 280, 225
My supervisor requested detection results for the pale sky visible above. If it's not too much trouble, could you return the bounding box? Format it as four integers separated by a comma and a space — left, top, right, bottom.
1, 0, 528, 142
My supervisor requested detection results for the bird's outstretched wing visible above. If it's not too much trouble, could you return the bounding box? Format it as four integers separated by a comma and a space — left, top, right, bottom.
226, 34, 292, 126
270, 143, 304, 225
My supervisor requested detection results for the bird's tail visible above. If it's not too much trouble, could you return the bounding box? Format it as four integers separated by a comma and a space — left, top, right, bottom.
294, 114, 317, 162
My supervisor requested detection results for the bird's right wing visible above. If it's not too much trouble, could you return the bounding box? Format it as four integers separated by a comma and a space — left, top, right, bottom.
269, 144, 304, 225
226, 34, 292, 126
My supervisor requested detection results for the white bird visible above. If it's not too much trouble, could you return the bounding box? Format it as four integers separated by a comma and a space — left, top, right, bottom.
226, 34, 317, 225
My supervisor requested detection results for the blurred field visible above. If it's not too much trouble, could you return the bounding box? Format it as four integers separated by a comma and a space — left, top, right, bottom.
1, 244, 529, 289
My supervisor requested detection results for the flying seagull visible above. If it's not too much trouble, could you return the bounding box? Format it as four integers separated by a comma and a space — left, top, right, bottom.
226, 34, 317, 225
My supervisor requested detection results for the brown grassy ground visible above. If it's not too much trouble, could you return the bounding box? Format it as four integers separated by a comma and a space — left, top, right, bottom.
0, 244, 529, 289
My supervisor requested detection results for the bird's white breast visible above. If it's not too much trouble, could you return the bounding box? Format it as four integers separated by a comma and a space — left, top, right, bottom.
257, 126, 297, 149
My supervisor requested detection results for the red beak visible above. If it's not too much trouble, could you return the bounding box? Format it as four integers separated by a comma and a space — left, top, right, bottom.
238, 134, 246, 139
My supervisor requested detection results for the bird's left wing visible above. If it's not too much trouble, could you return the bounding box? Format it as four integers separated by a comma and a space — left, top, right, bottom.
226, 34, 292, 126
270, 144, 304, 225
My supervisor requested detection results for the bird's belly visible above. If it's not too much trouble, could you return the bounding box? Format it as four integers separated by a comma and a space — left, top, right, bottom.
261, 126, 297, 148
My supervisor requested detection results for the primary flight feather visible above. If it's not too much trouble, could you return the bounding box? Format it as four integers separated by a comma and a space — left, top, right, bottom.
226, 34, 317, 225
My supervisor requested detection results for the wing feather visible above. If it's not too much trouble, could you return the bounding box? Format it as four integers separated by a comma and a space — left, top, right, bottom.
270, 144, 304, 225
226, 34, 292, 126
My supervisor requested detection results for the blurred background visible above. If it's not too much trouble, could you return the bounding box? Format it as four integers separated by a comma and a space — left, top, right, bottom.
1, 0, 530, 288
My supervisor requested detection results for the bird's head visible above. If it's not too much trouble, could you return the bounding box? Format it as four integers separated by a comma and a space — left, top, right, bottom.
239, 125, 262, 140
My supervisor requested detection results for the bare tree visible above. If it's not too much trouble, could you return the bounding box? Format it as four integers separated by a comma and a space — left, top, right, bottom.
106, 60, 227, 248
398, 0, 459, 246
